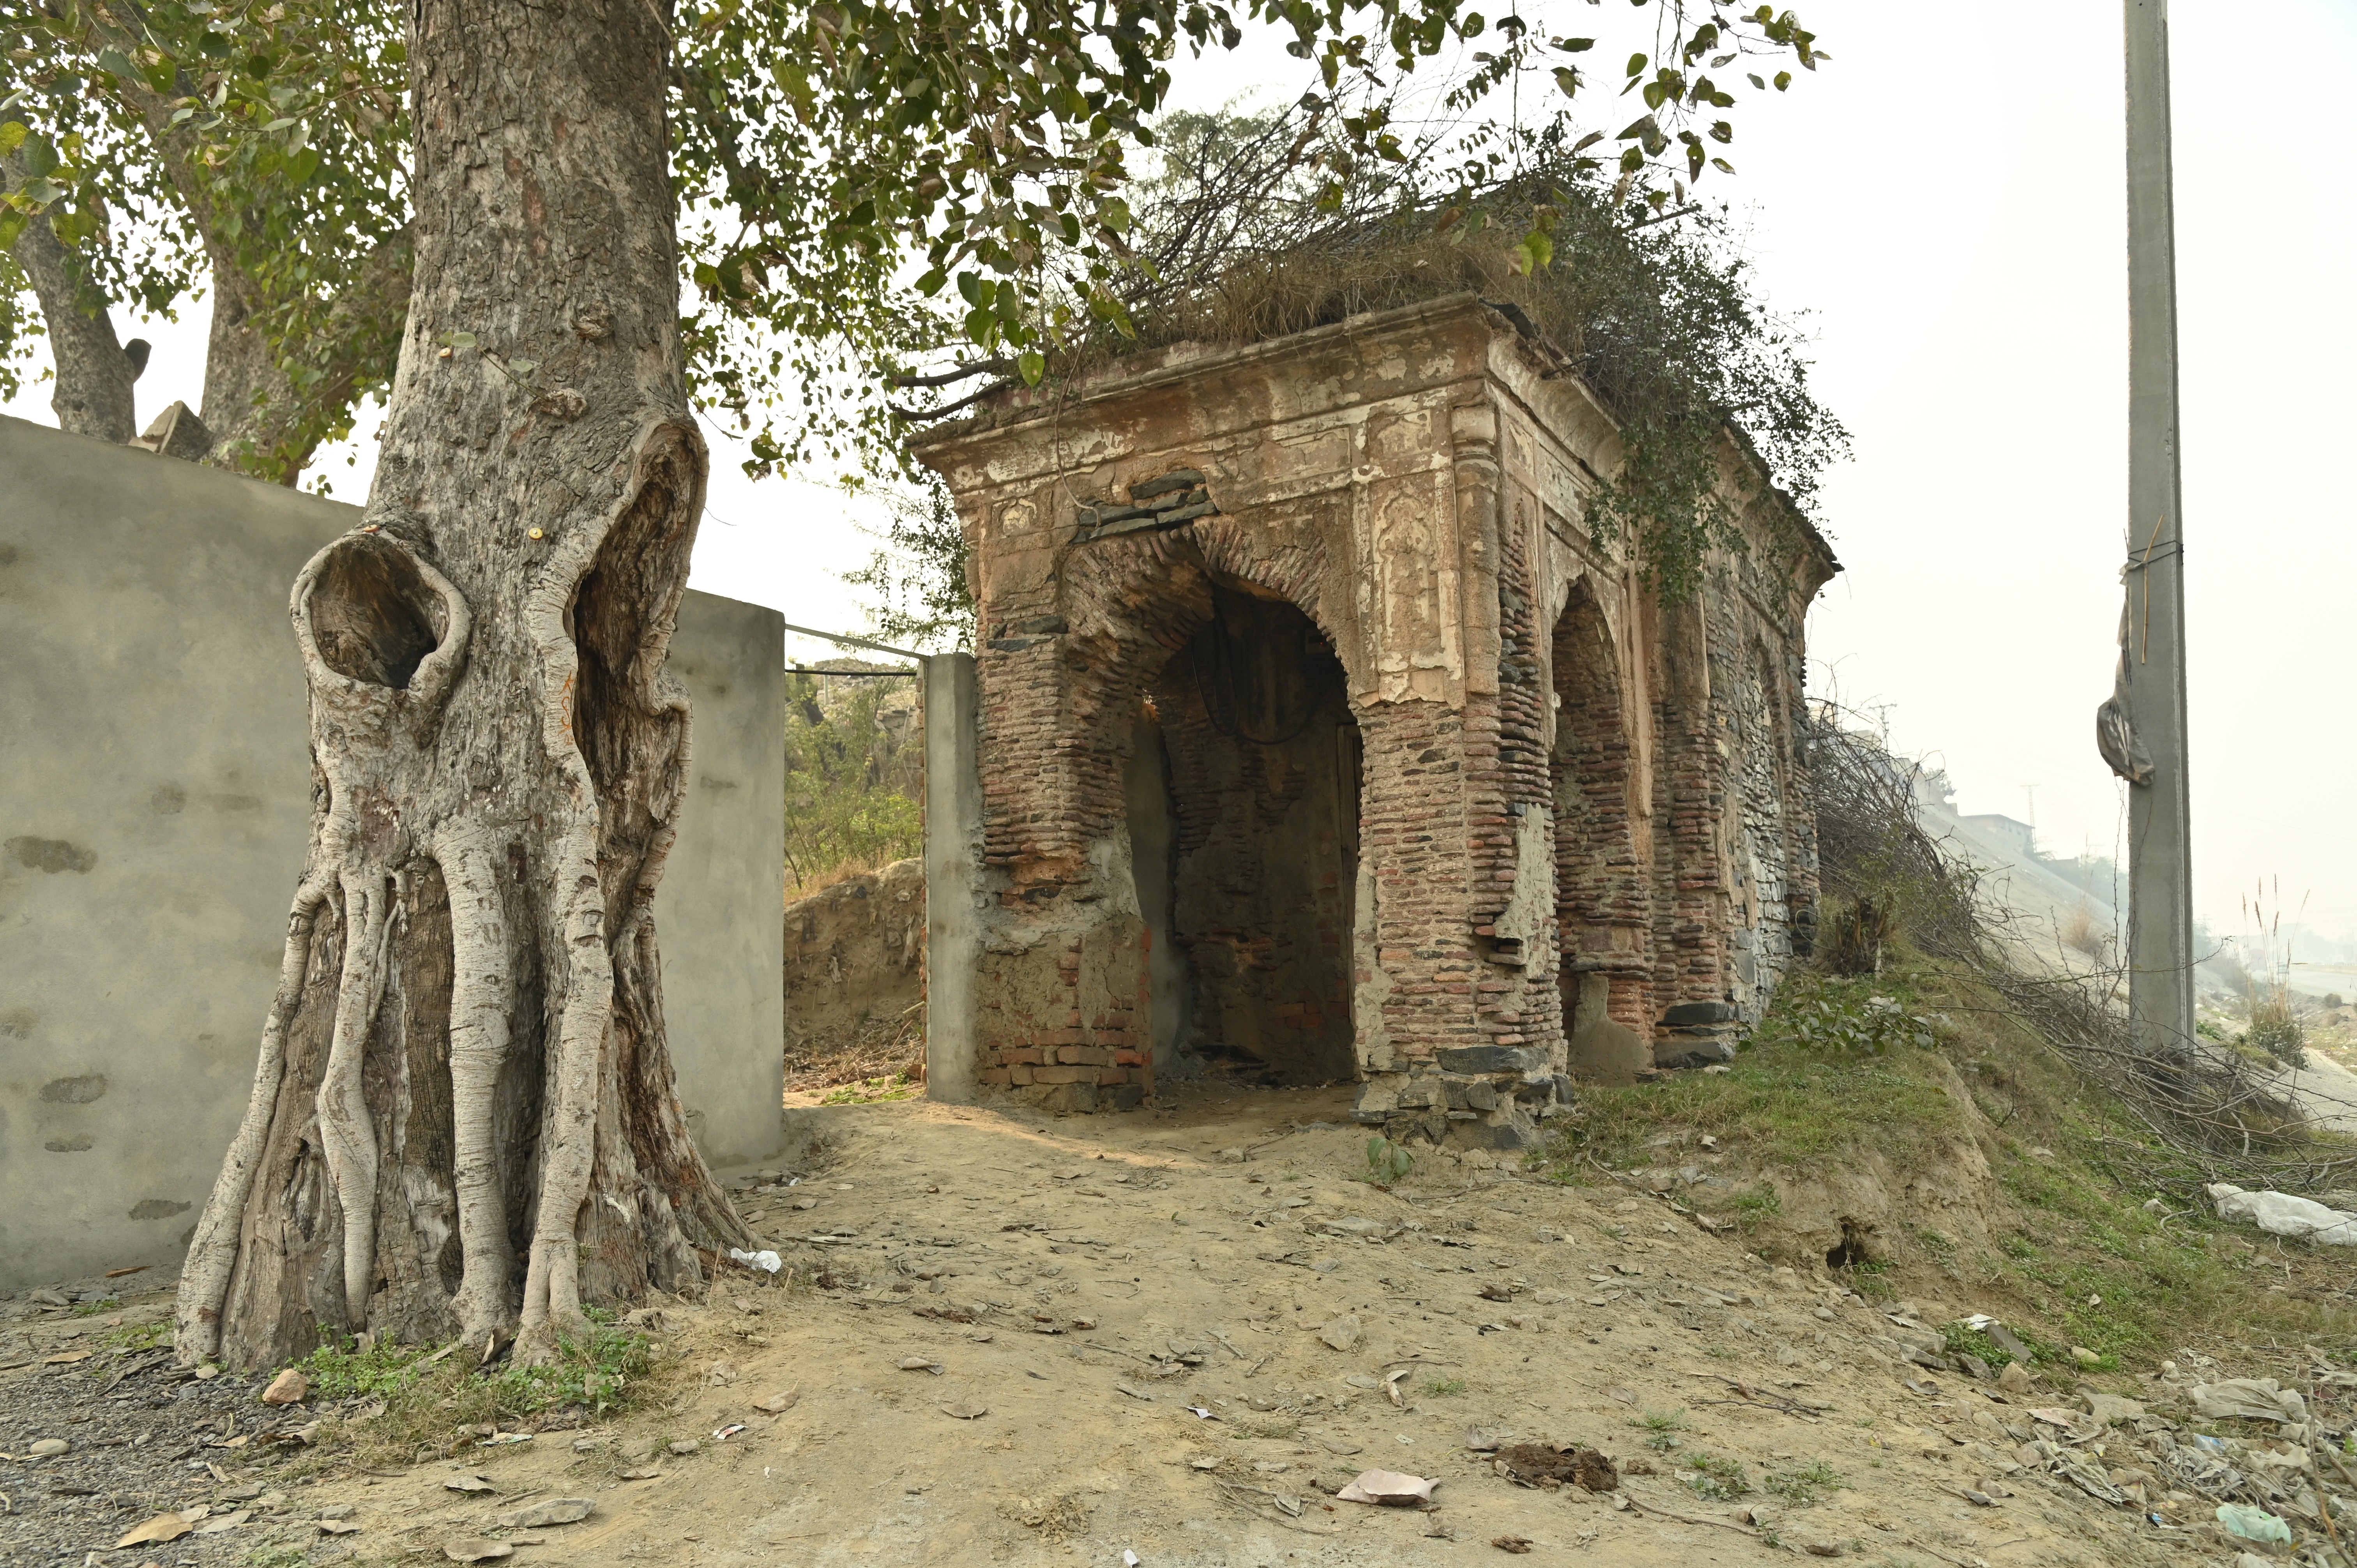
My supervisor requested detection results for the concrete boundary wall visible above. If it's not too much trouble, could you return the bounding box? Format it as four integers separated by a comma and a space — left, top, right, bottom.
0, 417, 784, 1291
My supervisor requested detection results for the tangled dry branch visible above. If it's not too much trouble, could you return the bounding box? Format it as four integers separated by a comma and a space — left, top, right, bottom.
1804, 707, 2355, 1197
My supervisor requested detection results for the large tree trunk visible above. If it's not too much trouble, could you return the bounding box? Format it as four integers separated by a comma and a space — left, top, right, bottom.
174, 0, 748, 1370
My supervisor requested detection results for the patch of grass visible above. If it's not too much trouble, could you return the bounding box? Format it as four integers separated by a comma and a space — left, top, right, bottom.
1763, 1459, 1843, 1506
1420, 1376, 1468, 1397
1684, 1451, 1751, 1501
1834, 1259, 1897, 1303
1634, 1407, 1688, 1451
1552, 972, 1962, 1176
67, 1298, 122, 1317
291, 1311, 657, 1465
101, 1318, 170, 1352
1730, 1184, 1782, 1234
243, 1547, 311, 1568
819, 1072, 922, 1105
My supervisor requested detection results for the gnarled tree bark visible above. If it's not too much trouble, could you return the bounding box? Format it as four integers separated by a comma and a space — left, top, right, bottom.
174, 0, 748, 1370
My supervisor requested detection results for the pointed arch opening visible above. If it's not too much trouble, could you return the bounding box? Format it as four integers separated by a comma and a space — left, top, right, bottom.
1550, 580, 1652, 1072
1131, 575, 1361, 1084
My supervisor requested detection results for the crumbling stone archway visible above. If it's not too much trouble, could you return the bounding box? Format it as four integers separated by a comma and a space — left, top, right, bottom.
914, 296, 1838, 1135
959, 514, 1371, 1109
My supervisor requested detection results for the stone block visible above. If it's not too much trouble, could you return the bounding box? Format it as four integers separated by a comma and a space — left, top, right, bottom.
1661, 1001, 1737, 1028
1653, 1033, 1737, 1069
1435, 1044, 1548, 1075
1032, 1065, 1095, 1084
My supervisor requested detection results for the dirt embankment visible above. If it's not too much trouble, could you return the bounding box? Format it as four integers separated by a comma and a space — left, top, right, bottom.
783, 858, 923, 1093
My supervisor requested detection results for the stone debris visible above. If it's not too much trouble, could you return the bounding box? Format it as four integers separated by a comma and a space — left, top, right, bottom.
1316, 1314, 1362, 1352
260, 1366, 307, 1404
494, 1498, 594, 1528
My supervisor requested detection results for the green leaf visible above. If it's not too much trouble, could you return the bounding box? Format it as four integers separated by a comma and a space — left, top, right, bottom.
1017, 349, 1045, 385
1553, 36, 1595, 52
96, 48, 134, 78
1552, 66, 1581, 98
1774, 70, 1792, 90
1625, 52, 1647, 78
18, 134, 58, 178
0, 123, 23, 155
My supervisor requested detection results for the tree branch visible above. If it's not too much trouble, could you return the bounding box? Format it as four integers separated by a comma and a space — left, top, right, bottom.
887, 376, 1017, 422
887, 357, 1014, 389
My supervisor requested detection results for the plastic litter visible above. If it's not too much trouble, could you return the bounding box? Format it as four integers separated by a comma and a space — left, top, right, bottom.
712, 1424, 747, 1442
1123, 1553, 1141, 1567
2190, 1378, 2309, 1426
2215, 1503, 2293, 1544
2205, 1184, 2357, 1245
728, 1248, 783, 1273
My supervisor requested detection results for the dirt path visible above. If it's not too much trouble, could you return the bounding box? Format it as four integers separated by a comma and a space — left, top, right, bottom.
4, 1088, 2235, 1566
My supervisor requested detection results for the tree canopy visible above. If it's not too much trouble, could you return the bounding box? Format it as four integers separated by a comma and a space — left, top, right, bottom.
5, 0, 1826, 489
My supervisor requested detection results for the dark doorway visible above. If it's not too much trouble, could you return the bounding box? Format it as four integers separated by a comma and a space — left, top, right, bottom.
1133, 581, 1360, 1084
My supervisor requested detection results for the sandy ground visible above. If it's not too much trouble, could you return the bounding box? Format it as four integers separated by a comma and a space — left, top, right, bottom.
2, 1086, 2261, 1567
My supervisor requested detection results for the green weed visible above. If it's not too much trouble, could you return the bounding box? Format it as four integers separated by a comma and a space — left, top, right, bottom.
1420, 1376, 1468, 1397
1763, 1460, 1843, 1506
1365, 1137, 1414, 1186
290, 1310, 655, 1464
1635, 1407, 1688, 1451
100, 1318, 170, 1352
820, 1072, 922, 1105
1685, 1451, 1751, 1501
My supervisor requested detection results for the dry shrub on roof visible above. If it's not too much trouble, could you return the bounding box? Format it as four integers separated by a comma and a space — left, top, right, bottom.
1041, 110, 1848, 597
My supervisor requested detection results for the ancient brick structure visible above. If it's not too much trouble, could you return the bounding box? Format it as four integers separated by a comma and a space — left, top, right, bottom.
913, 295, 1838, 1148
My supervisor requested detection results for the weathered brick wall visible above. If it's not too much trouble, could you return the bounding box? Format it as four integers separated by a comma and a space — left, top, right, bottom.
914, 296, 1836, 1137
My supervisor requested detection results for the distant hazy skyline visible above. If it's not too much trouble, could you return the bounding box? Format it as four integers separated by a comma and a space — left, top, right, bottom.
8, 0, 2350, 943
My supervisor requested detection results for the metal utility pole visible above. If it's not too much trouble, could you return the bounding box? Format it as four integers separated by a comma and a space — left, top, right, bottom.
2116, 0, 2195, 1057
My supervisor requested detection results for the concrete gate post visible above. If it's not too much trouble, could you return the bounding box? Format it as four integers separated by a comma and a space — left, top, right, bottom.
922, 652, 984, 1102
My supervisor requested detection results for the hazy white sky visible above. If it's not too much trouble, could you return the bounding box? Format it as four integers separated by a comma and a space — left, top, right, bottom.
9, 1, 2351, 939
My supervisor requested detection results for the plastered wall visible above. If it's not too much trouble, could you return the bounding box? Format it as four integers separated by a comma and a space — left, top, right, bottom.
0, 417, 783, 1291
